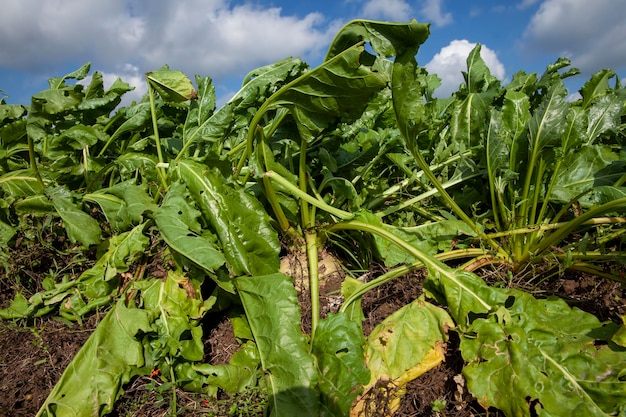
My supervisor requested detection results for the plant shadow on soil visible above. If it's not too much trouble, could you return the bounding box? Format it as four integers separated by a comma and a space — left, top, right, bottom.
1, 241, 624, 416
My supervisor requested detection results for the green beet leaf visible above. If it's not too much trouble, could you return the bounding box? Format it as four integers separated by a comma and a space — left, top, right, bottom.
36, 300, 154, 417
155, 181, 229, 291
236, 273, 319, 417
262, 44, 388, 142
325, 19, 430, 61
84, 180, 156, 232
79, 224, 149, 299
178, 57, 306, 159
140, 273, 208, 362
177, 160, 280, 277
364, 296, 453, 384
423, 260, 626, 417
313, 312, 370, 416
146, 68, 197, 102
0, 169, 45, 197
193, 362, 258, 395
551, 145, 624, 205
83, 191, 132, 232
48, 186, 101, 247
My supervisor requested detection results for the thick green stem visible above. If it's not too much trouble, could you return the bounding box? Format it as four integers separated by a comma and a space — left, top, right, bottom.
408, 147, 506, 259
528, 158, 546, 228
523, 158, 548, 254
96, 113, 123, 157
537, 159, 564, 224
263, 171, 353, 220
298, 139, 322, 339
340, 262, 422, 313
262, 175, 291, 233
338, 247, 488, 312
519, 197, 626, 264
27, 133, 44, 188
305, 230, 320, 338
329, 220, 492, 311
566, 262, 626, 284
378, 171, 483, 218
487, 216, 626, 239
515, 142, 540, 259
147, 81, 169, 190
299, 139, 311, 228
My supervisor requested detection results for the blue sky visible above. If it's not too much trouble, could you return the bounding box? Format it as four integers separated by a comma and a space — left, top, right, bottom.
1, 0, 625, 106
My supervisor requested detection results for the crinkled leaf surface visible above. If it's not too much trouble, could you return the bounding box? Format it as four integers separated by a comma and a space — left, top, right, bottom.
579, 69, 616, 109
236, 273, 319, 417
527, 83, 568, 154
376, 220, 475, 266
79, 223, 149, 298
552, 145, 623, 205
83, 180, 154, 232
140, 273, 207, 362
585, 93, 624, 142
190, 336, 259, 394
181, 75, 215, 145
585, 186, 626, 206
0, 169, 44, 197
313, 312, 370, 417
193, 361, 258, 395
423, 261, 626, 417
180, 57, 306, 156
363, 296, 452, 381
265, 44, 388, 141
36, 300, 153, 417
462, 296, 626, 416
177, 160, 280, 276
325, 19, 430, 60
155, 181, 229, 291
49, 186, 101, 247
83, 191, 132, 231
146, 69, 196, 102
462, 44, 501, 94
352, 296, 452, 416
99, 103, 151, 156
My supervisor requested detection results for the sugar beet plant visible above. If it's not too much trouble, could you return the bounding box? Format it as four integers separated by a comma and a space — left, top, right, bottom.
1, 19, 625, 417
391, 45, 626, 280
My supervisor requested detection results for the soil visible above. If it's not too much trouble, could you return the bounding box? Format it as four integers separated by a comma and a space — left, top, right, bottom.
1, 241, 624, 416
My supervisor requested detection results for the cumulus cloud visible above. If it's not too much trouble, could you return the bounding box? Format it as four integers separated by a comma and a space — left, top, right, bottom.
138, 2, 331, 79
361, 0, 412, 21
425, 40, 505, 98
419, 0, 453, 27
522, 0, 626, 74
0, 0, 332, 87
0, 1, 145, 71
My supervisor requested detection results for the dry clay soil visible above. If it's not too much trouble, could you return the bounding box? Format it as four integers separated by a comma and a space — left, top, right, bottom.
1, 238, 624, 417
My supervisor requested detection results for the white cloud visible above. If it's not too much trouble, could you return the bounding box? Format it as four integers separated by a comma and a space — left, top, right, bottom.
0, 0, 333, 89
419, 0, 453, 27
425, 40, 505, 97
0, 0, 144, 71
566, 92, 582, 103
361, 0, 412, 21
522, 0, 626, 74
139, 4, 330, 79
